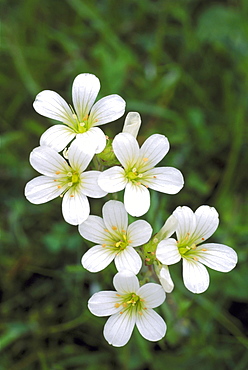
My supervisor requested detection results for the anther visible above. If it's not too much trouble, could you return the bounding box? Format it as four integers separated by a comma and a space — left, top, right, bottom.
202, 248, 207, 251
102, 244, 107, 248
112, 226, 117, 230
193, 257, 198, 261
57, 185, 62, 189
70, 195, 74, 197
55, 171, 61, 175
136, 182, 141, 185
153, 175, 156, 178
202, 238, 205, 240
143, 157, 148, 161
115, 303, 120, 308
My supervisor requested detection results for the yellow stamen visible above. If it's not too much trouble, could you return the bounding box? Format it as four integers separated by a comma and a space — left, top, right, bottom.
202, 248, 207, 251
138, 311, 143, 315
143, 157, 148, 161
70, 195, 74, 197
57, 185, 62, 188
193, 257, 198, 261
102, 244, 107, 248
112, 226, 117, 230
55, 171, 61, 175
115, 303, 120, 308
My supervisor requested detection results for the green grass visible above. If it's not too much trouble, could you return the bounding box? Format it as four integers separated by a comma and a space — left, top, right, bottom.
1, 0, 248, 369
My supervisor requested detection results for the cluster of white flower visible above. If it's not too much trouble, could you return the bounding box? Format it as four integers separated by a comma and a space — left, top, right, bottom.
25, 73, 238, 347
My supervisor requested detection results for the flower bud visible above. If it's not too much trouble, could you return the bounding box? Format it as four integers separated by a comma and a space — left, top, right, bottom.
122, 112, 141, 138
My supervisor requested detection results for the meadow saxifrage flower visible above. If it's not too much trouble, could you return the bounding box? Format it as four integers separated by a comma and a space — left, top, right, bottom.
24, 140, 107, 225
156, 205, 238, 293
33, 73, 126, 153
98, 132, 184, 217
88, 270, 166, 347
79, 200, 152, 274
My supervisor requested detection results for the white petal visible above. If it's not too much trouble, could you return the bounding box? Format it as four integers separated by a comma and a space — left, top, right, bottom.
122, 112, 141, 138
113, 270, 139, 294
62, 188, 89, 225
78, 215, 110, 244
88, 291, 121, 317
98, 166, 127, 193
124, 183, 150, 217
112, 133, 140, 168
81, 245, 115, 272
155, 264, 174, 293
25, 176, 64, 204
182, 258, 210, 293
103, 310, 136, 347
136, 309, 166, 342
127, 220, 152, 246
189, 206, 219, 245
72, 73, 100, 120
156, 238, 181, 265
33, 90, 74, 126
67, 140, 95, 172
196, 243, 238, 272
80, 171, 107, 198
90, 94, 126, 127
173, 206, 197, 243
115, 246, 142, 274
138, 283, 166, 308
155, 215, 178, 242
102, 200, 128, 238
143, 167, 184, 194
137, 134, 170, 171
40, 125, 76, 152
30, 146, 70, 176
75, 127, 107, 154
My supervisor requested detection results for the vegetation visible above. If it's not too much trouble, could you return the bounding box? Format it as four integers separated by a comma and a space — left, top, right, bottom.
1, 0, 248, 368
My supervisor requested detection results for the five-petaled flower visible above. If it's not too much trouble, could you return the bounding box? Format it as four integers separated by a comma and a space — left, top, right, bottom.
79, 200, 152, 274
24, 140, 107, 225
98, 132, 184, 217
88, 270, 166, 347
156, 205, 238, 293
33, 73, 126, 153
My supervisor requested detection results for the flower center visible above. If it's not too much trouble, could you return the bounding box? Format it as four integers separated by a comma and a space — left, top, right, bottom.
114, 234, 129, 251
126, 167, 143, 184
67, 171, 80, 187
115, 293, 146, 315
178, 243, 197, 256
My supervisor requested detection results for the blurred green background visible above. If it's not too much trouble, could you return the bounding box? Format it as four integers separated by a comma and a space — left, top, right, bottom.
1, 0, 248, 369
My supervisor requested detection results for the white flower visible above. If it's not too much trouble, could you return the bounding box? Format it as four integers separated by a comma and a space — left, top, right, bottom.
122, 112, 141, 138
88, 270, 166, 347
24, 141, 107, 225
79, 200, 152, 274
98, 133, 184, 217
33, 73, 126, 153
156, 205, 238, 294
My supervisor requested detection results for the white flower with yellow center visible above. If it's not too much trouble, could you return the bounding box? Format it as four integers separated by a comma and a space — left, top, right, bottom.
79, 200, 152, 274
156, 206, 238, 294
88, 270, 166, 347
33, 73, 126, 153
24, 141, 107, 225
98, 133, 184, 217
